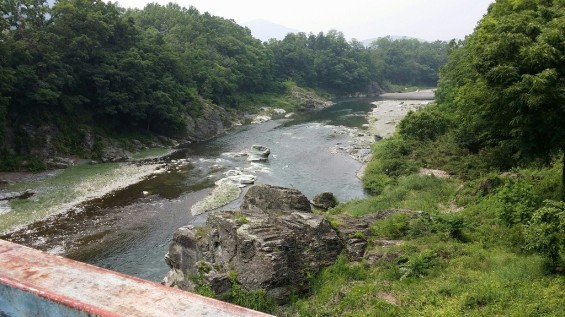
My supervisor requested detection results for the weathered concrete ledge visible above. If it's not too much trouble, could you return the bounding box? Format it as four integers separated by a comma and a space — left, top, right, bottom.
0, 239, 271, 317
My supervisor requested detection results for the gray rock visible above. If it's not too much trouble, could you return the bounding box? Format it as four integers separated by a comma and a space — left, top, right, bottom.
162, 226, 203, 290
100, 143, 131, 163
183, 103, 230, 142
164, 209, 342, 304
241, 184, 311, 214
163, 186, 430, 305
247, 145, 270, 162
0, 189, 35, 201
311, 192, 338, 210
345, 239, 368, 261
46, 157, 75, 169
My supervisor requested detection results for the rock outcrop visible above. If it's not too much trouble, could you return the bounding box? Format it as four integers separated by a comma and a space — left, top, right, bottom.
163, 184, 430, 305
311, 192, 338, 210
163, 185, 341, 304
184, 103, 232, 142
288, 85, 334, 110
240, 184, 311, 213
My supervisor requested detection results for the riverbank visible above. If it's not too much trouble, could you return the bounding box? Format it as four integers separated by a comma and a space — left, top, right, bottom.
0, 161, 173, 234
328, 89, 434, 179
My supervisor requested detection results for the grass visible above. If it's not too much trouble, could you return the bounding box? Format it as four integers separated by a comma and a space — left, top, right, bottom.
283, 111, 565, 315
287, 224, 565, 316
334, 174, 459, 218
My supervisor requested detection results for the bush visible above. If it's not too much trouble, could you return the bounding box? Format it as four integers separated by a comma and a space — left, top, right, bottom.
496, 180, 542, 227
372, 212, 435, 239
398, 105, 452, 141
363, 138, 418, 195
525, 200, 565, 267
437, 213, 467, 241
399, 250, 439, 279
363, 169, 392, 195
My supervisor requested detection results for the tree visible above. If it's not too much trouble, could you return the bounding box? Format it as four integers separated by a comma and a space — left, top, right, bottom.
439, 0, 565, 196
368, 37, 448, 87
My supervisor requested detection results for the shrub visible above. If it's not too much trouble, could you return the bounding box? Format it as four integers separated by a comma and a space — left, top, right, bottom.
525, 200, 565, 268
398, 105, 452, 141
363, 169, 392, 195
399, 250, 439, 279
372, 213, 412, 239
363, 138, 418, 195
496, 180, 542, 227
223, 271, 276, 314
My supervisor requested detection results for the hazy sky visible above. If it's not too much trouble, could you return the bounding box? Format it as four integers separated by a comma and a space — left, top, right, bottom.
116, 0, 494, 41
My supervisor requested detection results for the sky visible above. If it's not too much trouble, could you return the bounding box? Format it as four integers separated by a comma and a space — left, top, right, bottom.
116, 0, 494, 42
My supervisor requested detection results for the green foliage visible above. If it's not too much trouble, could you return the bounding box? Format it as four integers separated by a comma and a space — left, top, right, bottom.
234, 212, 249, 225
363, 138, 418, 194
0, 155, 46, 172
436, 0, 565, 193
372, 213, 413, 239
399, 250, 439, 279
525, 200, 565, 266
267, 31, 374, 95
345, 174, 457, 218
495, 180, 542, 226
195, 284, 216, 298
437, 213, 466, 241
369, 37, 449, 87
223, 271, 276, 314
398, 105, 452, 141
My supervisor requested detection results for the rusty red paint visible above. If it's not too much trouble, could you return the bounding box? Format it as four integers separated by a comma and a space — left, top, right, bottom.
0, 239, 273, 317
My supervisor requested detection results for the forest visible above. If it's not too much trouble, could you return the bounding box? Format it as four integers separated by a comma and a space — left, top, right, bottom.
1, 0, 447, 169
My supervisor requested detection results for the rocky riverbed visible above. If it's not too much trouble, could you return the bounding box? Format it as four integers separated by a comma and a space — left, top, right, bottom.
329, 89, 434, 177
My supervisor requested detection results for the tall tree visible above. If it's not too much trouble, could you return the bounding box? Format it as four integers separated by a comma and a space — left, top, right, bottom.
440, 0, 565, 196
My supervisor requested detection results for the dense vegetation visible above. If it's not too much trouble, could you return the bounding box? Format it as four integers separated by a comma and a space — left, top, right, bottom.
0, 0, 448, 169
284, 0, 565, 315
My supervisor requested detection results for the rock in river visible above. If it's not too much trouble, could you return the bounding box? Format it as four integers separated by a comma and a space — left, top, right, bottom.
163, 185, 342, 304
246, 145, 270, 162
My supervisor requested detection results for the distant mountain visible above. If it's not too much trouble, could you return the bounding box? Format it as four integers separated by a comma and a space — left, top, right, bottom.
362, 36, 426, 47
243, 19, 300, 42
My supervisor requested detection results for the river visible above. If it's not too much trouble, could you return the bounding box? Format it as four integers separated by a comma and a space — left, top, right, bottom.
2, 98, 381, 282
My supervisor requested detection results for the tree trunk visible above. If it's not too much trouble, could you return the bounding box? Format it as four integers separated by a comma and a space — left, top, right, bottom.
562, 147, 565, 201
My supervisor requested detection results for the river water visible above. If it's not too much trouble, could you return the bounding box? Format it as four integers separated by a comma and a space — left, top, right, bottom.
3, 99, 376, 282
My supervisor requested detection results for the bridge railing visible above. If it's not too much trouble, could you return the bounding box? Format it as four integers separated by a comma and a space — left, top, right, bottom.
0, 239, 272, 317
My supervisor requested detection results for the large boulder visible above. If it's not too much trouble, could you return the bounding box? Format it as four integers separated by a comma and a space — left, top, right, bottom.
163, 185, 341, 304
241, 184, 311, 214
164, 209, 342, 304
246, 145, 270, 162
311, 192, 338, 210
162, 186, 429, 305
184, 103, 231, 142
